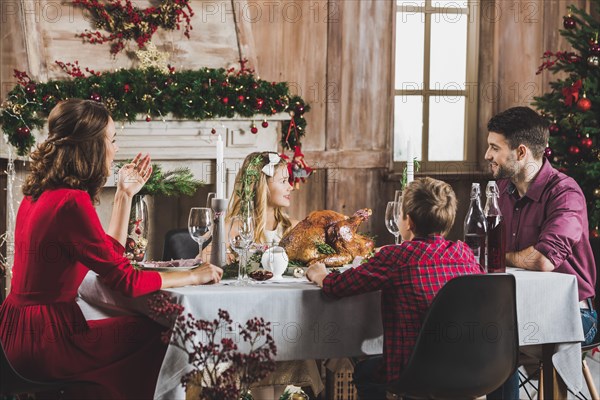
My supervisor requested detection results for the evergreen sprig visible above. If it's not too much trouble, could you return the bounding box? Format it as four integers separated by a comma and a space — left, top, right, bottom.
235, 155, 263, 203
117, 161, 203, 197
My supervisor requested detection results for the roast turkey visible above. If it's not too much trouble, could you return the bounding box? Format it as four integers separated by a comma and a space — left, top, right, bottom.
280, 209, 374, 267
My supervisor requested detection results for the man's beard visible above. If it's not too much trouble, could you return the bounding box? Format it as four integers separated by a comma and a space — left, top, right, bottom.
491, 156, 518, 180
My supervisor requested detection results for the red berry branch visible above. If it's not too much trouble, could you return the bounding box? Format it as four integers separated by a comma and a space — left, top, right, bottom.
72, 0, 194, 54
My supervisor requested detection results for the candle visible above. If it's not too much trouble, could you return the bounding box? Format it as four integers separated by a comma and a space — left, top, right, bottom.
406, 139, 414, 186
216, 134, 224, 199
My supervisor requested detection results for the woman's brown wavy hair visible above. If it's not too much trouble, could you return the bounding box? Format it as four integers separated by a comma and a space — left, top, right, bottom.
22, 99, 111, 203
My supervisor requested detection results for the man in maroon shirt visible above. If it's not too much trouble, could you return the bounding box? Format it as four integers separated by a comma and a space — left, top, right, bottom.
485, 106, 597, 399
307, 178, 482, 400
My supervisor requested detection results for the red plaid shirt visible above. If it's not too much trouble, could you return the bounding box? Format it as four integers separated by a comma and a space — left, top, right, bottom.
322, 235, 483, 382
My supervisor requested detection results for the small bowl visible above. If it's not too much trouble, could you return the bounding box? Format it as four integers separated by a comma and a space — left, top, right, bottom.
249, 269, 273, 281
261, 246, 288, 279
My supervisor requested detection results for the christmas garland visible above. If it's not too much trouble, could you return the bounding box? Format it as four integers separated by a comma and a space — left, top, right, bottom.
0, 63, 309, 156
72, 0, 194, 54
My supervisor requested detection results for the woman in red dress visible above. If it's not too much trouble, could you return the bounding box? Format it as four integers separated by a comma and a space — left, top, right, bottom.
0, 99, 223, 399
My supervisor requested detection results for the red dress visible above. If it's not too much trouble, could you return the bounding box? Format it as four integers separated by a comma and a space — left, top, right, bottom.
0, 189, 167, 399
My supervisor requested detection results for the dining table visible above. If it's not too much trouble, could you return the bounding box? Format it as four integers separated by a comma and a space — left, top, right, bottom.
77, 266, 585, 400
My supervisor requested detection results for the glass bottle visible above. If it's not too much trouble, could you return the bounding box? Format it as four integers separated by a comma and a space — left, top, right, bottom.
464, 183, 487, 270
484, 181, 506, 273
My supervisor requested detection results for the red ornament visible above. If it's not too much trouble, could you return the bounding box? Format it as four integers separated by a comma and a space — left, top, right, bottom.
124, 84, 131, 93
211, 128, 217, 134
296, 105, 305, 114
261, 120, 269, 128
590, 42, 600, 55
25, 83, 37, 95
135, 227, 142, 235
563, 15, 576, 29
250, 124, 258, 134
544, 147, 553, 158
16, 126, 30, 138
252, 83, 259, 89
591, 229, 600, 239
145, 115, 151, 122
549, 123, 560, 135
90, 93, 102, 102
577, 97, 592, 112
237, 95, 245, 103
568, 145, 580, 155
256, 98, 264, 109
126, 238, 136, 250
581, 137, 593, 149
221, 97, 229, 105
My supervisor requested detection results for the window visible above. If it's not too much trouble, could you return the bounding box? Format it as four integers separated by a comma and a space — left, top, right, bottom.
393, 0, 479, 167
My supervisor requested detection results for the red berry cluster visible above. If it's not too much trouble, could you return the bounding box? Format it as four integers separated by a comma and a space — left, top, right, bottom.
55, 60, 102, 78
536, 51, 582, 75
147, 294, 276, 399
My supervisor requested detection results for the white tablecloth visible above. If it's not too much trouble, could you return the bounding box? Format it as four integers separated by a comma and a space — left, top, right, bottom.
77, 268, 585, 399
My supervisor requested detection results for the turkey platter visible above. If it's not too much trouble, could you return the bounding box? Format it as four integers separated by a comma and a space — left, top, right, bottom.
279, 209, 374, 267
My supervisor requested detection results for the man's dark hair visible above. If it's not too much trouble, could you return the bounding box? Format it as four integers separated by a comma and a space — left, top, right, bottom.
487, 106, 549, 159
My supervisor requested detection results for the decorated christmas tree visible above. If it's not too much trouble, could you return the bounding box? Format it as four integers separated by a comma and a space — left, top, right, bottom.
533, 1, 600, 238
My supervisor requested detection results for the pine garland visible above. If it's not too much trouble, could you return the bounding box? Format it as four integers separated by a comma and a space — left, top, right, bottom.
532, 0, 600, 234
0, 63, 309, 156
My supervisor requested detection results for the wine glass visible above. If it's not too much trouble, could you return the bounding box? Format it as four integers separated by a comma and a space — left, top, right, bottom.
188, 207, 213, 261
394, 190, 403, 222
229, 215, 255, 285
385, 201, 400, 245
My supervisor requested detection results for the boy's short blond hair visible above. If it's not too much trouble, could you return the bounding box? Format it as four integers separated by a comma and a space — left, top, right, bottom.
401, 177, 457, 237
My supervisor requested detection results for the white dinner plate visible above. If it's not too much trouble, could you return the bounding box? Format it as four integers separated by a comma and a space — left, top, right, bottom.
137, 260, 200, 272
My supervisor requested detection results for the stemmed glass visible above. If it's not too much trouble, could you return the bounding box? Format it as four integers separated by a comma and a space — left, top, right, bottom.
229, 214, 255, 285
188, 207, 213, 261
385, 201, 401, 245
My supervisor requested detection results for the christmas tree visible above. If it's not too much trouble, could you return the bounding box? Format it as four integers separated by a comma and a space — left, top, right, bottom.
533, 1, 600, 238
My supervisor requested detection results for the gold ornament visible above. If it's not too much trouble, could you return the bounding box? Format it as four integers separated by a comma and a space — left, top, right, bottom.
12, 104, 23, 115
594, 188, 600, 199
105, 97, 117, 112
588, 55, 600, 68
135, 42, 170, 74
142, 94, 154, 103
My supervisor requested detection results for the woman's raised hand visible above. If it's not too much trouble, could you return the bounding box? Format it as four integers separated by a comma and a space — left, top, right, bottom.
118, 153, 152, 197
190, 263, 223, 285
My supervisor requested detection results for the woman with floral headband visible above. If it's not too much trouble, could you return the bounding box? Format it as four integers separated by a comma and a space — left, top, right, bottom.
227, 151, 324, 398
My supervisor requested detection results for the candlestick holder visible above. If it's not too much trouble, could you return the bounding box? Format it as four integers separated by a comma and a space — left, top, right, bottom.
210, 198, 228, 267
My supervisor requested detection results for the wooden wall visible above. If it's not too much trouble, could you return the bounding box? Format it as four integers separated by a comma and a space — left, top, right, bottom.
2, 0, 599, 257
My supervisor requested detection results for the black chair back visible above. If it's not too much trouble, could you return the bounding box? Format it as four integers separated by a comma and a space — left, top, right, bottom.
0, 341, 65, 395
162, 228, 211, 261
388, 274, 519, 399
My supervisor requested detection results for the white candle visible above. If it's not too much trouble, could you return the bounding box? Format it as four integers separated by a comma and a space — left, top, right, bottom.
216, 134, 224, 199
406, 139, 414, 186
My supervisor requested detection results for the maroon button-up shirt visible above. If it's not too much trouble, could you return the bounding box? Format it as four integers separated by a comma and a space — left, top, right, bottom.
497, 158, 596, 301
321, 236, 482, 382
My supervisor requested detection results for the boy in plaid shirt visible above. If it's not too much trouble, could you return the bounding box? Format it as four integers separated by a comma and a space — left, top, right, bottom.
307, 177, 483, 399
